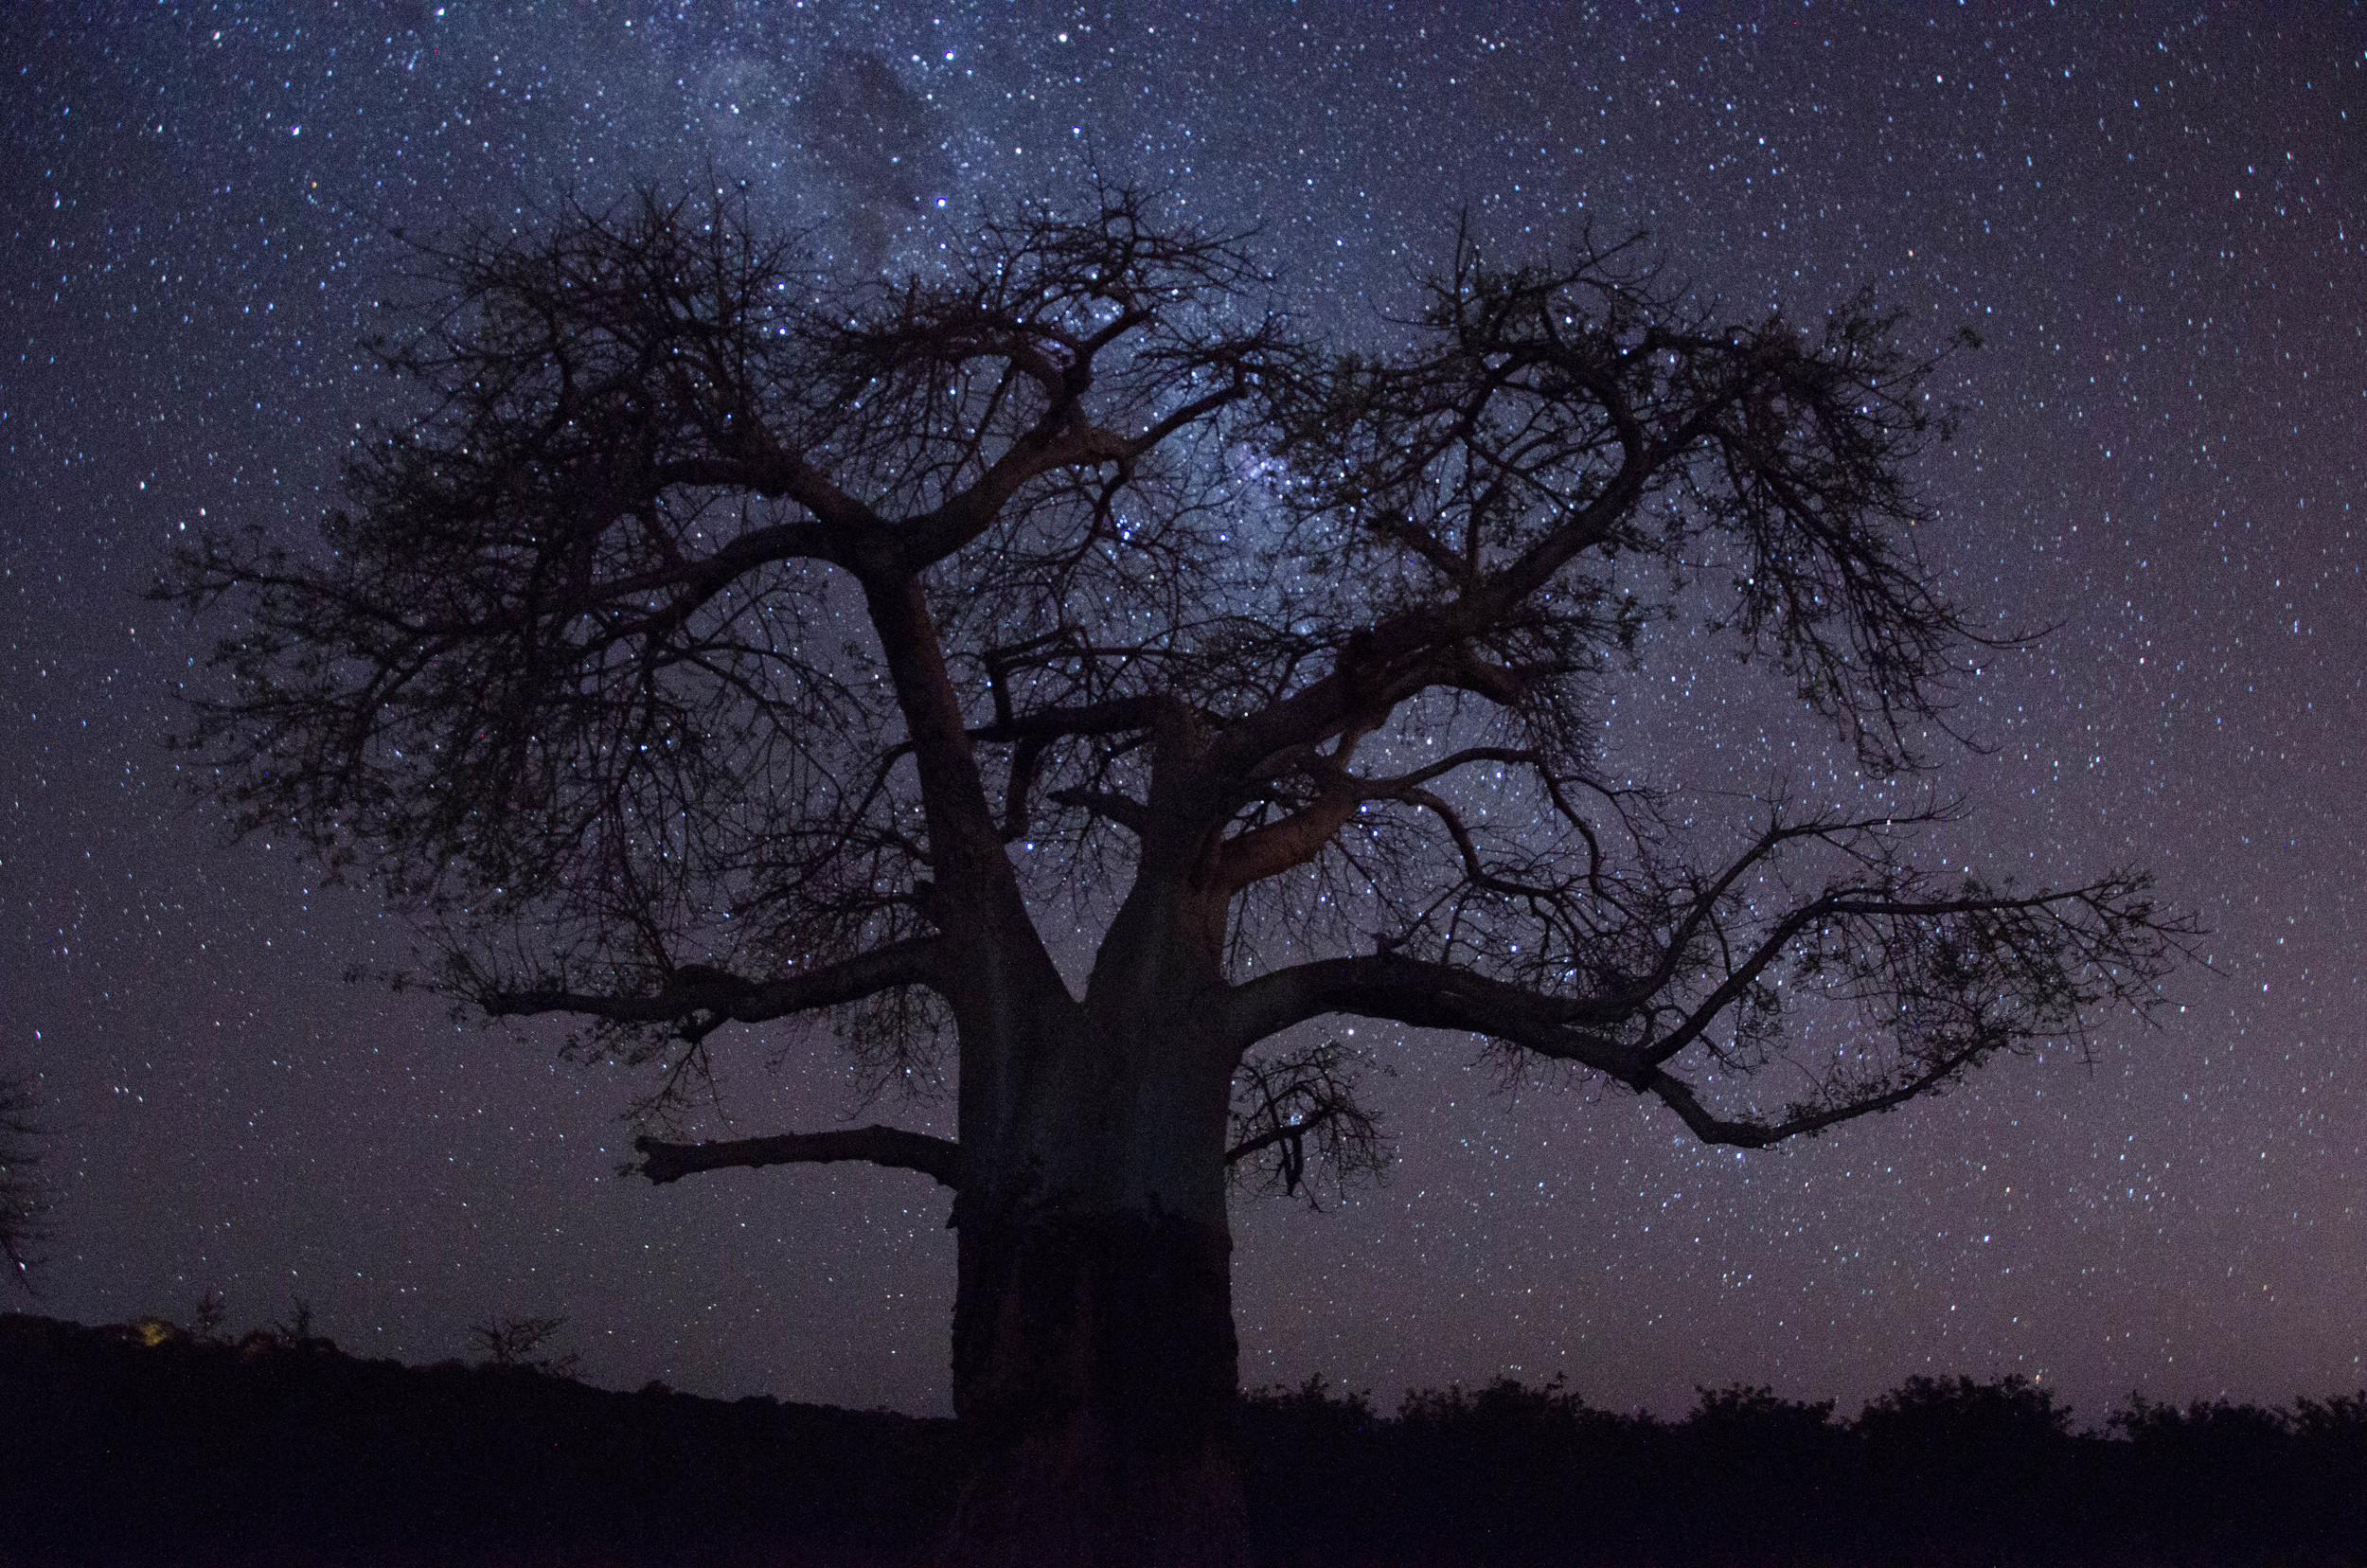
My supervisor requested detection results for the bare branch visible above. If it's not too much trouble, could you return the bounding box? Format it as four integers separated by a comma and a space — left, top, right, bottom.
636, 1125, 960, 1187
1220, 953, 1638, 1074
478, 935, 949, 1034
1224, 866, 2194, 1153
1225, 1039, 1391, 1206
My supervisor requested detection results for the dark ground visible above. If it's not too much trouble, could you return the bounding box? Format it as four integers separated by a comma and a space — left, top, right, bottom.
3, 1312, 2361, 1566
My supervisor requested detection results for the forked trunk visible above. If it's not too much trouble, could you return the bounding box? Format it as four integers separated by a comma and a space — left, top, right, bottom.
930, 855, 1253, 1565
934, 938, 1251, 1568
937, 1205, 1250, 1566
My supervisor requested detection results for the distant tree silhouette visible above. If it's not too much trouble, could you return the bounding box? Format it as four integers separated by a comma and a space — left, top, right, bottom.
187, 1289, 228, 1343
0, 1074, 43, 1290
162, 185, 2195, 1564
468, 1313, 583, 1379
270, 1294, 320, 1345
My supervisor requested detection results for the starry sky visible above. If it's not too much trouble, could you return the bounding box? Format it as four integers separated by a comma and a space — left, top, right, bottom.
7, 3, 2365, 1423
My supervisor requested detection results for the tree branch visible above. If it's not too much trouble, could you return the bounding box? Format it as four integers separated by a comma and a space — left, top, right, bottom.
479, 935, 948, 1031
1225, 870, 2191, 1154
1219, 953, 1636, 1073
1046, 786, 1155, 837
970, 693, 1167, 747
857, 573, 1059, 973
1197, 472, 1645, 790
1635, 1052, 1979, 1150
650, 454, 876, 537
1222, 1037, 1388, 1203
635, 1125, 960, 1187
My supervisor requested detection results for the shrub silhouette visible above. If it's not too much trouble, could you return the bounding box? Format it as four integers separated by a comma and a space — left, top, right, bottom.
6, 1311, 2364, 1567
2106, 1392, 2367, 1553
1857, 1370, 2074, 1444
0, 1310, 957, 1565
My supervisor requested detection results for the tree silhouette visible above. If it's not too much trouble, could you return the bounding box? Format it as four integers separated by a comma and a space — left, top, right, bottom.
0, 1073, 44, 1290
161, 186, 2191, 1565
468, 1313, 583, 1379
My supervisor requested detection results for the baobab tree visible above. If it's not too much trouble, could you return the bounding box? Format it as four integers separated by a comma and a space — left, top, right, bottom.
163, 187, 2186, 1566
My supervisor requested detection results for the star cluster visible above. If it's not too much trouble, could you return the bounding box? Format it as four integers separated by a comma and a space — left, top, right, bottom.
5, 4, 2363, 1421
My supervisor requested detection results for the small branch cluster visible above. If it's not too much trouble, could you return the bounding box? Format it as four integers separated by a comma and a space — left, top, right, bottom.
1226, 1039, 1393, 1206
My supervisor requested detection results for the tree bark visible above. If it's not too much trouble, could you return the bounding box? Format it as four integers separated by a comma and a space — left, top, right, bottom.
939, 1203, 1249, 1568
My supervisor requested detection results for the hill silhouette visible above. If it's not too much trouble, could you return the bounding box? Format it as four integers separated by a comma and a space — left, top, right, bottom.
4, 1312, 2361, 1565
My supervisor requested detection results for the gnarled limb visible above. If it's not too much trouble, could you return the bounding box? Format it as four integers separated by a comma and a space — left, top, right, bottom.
637, 1125, 960, 1187
1194, 469, 1648, 793
1219, 953, 1639, 1072
1637, 1049, 1981, 1150
477, 935, 949, 1033
1222, 871, 2190, 1151
971, 693, 1169, 748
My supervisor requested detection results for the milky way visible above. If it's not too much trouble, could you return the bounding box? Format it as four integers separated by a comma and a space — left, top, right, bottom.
6, 4, 2363, 1422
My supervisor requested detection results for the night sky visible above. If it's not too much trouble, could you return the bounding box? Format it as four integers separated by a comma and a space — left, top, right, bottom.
7, 4, 2365, 1424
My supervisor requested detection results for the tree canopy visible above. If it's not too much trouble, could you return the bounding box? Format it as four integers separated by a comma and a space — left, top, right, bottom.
165, 188, 2181, 1184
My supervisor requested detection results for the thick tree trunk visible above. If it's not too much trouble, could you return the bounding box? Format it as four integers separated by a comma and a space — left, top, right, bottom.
937, 1205, 1249, 1566
932, 857, 1252, 1565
